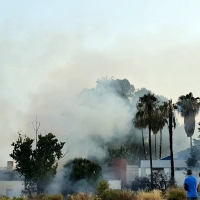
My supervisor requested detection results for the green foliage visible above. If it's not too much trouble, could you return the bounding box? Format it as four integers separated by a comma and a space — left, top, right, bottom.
62, 158, 102, 194
176, 92, 200, 137
10, 133, 65, 195
106, 145, 133, 163
186, 145, 200, 168
165, 187, 186, 200
96, 77, 135, 101
99, 189, 116, 200
132, 171, 171, 192
96, 180, 110, 196
65, 158, 102, 183
0, 197, 11, 200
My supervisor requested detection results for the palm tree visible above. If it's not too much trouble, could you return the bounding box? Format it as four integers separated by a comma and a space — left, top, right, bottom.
163, 100, 176, 186
151, 109, 161, 160
176, 92, 200, 148
134, 109, 147, 160
137, 92, 159, 189
158, 104, 168, 159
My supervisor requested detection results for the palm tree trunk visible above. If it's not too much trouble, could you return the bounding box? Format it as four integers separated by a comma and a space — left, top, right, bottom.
155, 134, 157, 160
190, 136, 192, 150
149, 123, 153, 189
159, 129, 162, 159
141, 128, 147, 160
169, 107, 175, 186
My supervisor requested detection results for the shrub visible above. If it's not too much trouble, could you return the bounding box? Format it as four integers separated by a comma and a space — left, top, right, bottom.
96, 180, 110, 196
132, 171, 171, 192
12, 198, 26, 200
67, 192, 100, 200
99, 189, 116, 200
137, 189, 163, 200
131, 176, 150, 191
165, 187, 186, 200
0, 197, 10, 200
114, 189, 137, 200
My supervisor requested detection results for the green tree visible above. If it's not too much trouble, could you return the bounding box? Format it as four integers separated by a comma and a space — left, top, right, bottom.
96, 77, 135, 102
136, 92, 159, 189
10, 133, 65, 195
176, 92, 200, 148
107, 145, 133, 163
62, 158, 102, 194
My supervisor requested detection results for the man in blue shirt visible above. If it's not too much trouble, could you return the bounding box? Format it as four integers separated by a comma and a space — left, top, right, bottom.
184, 169, 198, 200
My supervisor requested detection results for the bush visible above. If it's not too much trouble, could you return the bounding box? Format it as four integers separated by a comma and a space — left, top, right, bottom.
12, 198, 26, 200
132, 171, 171, 192
68, 192, 100, 200
114, 189, 137, 200
165, 187, 186, 200
99, 189, 116, 200
0, 197, 10, 200
96, 180, 110, 196
137, 189, 163, 200
131, 176, 150, 191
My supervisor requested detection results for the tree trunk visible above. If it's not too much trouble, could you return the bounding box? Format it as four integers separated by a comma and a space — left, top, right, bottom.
184, 114, 195, 137
169, 106, 175, 186
155, 134, 157, 160
141, 128, 147, 160
149, 123, 153, 189
190, 136, 192, 150
159, 129, 162, 159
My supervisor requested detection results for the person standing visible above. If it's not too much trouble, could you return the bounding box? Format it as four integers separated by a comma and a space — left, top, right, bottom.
184, 169, 198, 200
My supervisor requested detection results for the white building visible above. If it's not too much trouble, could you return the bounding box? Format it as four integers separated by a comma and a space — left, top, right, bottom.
0, 161, 23, 197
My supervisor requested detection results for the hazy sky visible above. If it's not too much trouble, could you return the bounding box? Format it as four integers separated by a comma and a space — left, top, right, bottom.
1, 0, 200, 165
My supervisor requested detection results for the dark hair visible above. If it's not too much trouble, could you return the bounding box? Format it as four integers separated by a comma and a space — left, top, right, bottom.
187, 169, 192, 175
199, 172, 200, 177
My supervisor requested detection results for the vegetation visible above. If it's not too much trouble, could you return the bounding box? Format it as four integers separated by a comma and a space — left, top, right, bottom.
165, 187, 186, 200
162, 100, 177, 186
176, 92, 200, 148
136, 92, 159, 189
62, 158, 102, 194
137, 190, 163, 200
0, 187, 188, 200
6, 78, 199, 199
68, 193, 100, 200
96, 180, 110, 196
10, 133, 65, 195
131, 171, 170, 192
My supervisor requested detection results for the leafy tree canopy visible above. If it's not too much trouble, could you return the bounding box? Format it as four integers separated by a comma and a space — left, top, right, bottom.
10, 133, 65, 195
64, 158, 102, 183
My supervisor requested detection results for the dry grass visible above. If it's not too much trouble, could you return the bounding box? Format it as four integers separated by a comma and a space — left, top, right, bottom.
165, 187, 186, 200
68, 192, 100, 200
28, 194, 64, 200
115, 189, 137, 200
137, 189, 163, 200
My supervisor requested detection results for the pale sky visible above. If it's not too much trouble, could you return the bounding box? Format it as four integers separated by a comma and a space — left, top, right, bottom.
1, 0, 200, 165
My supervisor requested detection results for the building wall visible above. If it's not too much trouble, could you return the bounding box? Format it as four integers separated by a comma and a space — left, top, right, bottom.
126, 165, 139, 186
0, 181, 23, 197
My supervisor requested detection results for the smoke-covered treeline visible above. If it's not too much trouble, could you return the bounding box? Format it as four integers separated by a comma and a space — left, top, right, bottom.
76, 77, 186, 163
43, 77, 189, 194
